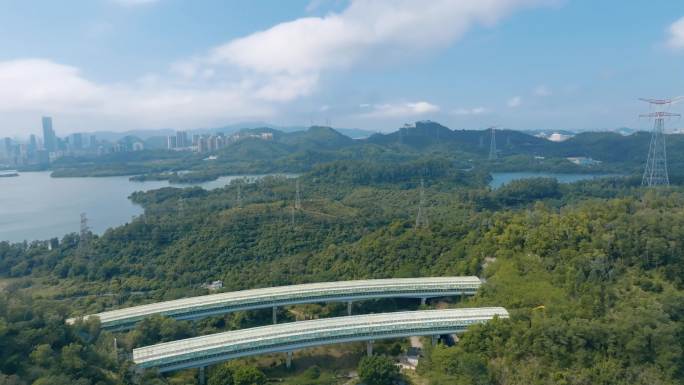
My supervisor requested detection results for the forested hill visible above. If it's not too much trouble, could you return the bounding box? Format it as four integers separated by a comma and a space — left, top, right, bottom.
367, 121, 683, 170
1, 162, 683, 384
49, 121, 684, 182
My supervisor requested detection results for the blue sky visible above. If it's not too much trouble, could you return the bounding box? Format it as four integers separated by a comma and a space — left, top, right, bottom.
1, 0, 683, 137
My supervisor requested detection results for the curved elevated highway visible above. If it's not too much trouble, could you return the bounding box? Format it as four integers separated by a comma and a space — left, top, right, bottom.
133, 307, 508, 373
68, 276, 482, 331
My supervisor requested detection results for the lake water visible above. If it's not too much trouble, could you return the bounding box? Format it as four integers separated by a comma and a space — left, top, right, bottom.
490, 172, 617, 189
0, 172, 282, 243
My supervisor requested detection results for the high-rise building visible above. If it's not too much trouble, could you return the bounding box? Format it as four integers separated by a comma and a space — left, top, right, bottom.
29, 135, 37, 152
89, 135, 97, 148
36, 150, 49, 165
167, 136, 177, 149
197, 136, 208, 152
176, 131, 188, 148
71, 133, 83, 150
3, 137, 12, 157
42, 116, 56, 151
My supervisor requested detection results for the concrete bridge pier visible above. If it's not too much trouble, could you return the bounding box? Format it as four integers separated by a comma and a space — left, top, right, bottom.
431, 335, 439, 346
347, 301, 353, 316
272, 306, 277, 324
286, 351, 293, 369
198, 366, 206, 385
420, 297, 427, 306
367, 340, 374, 357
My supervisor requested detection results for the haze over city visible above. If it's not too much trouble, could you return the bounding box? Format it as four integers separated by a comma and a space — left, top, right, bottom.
2, 0, 684, 137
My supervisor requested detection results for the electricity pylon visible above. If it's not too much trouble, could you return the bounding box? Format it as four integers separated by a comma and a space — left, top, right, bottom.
415, 179, 429, 228
639, 98, 680, 187
295, 179, 302, 210
488, 126, 498, 160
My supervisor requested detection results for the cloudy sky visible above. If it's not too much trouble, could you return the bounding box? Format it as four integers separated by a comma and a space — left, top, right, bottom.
1, 0, 684, 137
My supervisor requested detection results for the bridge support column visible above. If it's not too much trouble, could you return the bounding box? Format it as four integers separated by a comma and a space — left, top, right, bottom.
347, 301, 353, 316
198, 366, 206, 385
272, 306, 277, 324
431, 335, 439, 347
420, 297, 427, 306
367, 340, 374, 357
286, 351, 293, 369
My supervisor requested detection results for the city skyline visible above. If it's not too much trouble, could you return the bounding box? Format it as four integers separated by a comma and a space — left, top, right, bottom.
1, 1, 684, 137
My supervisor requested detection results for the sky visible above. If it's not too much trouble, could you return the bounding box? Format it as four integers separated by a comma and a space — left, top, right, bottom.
1, 0, 684, 138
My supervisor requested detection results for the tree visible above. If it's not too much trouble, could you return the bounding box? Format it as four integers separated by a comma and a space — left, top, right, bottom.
232, 365, 266, 385
30, 344, 54, 368
0, 373, 24, 385
60, 343, 86, 372
357, 355, 400, 385
208, 363, 266, 385
208, 363, 234, 385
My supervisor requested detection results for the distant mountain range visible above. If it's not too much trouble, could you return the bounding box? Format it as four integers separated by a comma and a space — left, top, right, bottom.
44, 120, 684, 182
216, 121, 683, 169
89, 123, 377, 143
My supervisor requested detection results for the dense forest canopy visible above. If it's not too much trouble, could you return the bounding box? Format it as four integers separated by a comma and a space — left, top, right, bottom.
1, 154, 683, 384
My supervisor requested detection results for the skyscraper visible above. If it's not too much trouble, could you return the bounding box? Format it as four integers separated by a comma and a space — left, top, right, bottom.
176, 131, 188, 148
42, 116, 56, 151
71, 133, 83, 150
29, 135, 37, 152
3, 137, 12, 157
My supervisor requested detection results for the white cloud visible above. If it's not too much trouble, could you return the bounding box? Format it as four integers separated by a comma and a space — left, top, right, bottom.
507, 96, 522, 107
174, 0, 553, 108
452, 106, 488, 115
204, 0, 550, 77
0, 59, 272, 130
666, 17, 684, 50
0, 0, 552, 134
533, 85, 552, 96
0, 60, 104, 112
360, 101, 440, 118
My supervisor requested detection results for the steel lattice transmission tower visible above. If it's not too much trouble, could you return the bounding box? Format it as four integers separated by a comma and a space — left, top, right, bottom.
639, 98, 679, 187
295, 179, 302, 210
236, 183, 242, 208
415, 179, 429, 229
79, 212, 90, 248
488, 126, 498, 160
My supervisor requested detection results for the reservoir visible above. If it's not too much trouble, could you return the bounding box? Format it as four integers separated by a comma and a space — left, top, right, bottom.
489, 172, 618, 189
0, 172, 282, 243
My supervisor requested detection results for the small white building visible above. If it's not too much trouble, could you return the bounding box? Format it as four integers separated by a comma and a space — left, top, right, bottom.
202, 280, 223, 291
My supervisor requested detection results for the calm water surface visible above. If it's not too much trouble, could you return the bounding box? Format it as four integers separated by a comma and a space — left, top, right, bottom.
490, 172, 618, 189
0, 172, 283, 242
